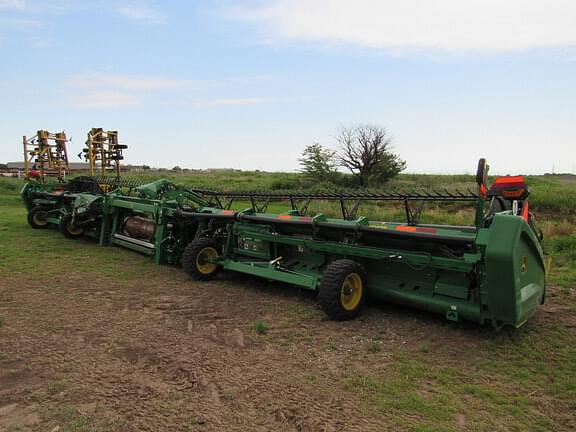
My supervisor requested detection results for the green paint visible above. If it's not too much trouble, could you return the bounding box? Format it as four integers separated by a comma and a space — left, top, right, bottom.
20, 175, 547, 329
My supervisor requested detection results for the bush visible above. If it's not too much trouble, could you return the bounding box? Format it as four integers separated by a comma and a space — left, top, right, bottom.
270, 178, 303, 190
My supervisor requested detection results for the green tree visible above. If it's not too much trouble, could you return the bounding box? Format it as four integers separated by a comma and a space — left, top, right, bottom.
298, 143, 337, 180
337, 124, 405, 187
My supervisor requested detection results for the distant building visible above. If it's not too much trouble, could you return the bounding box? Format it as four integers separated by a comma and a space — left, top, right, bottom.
6, 161, 90, 171
204, 168, 240, 173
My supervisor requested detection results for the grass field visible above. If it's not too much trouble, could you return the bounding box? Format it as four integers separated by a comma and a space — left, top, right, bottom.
0, 172, 575, 431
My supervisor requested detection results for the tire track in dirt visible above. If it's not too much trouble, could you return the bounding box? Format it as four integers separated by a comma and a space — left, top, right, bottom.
2, 267, 572, 431
0, 268, 445, 431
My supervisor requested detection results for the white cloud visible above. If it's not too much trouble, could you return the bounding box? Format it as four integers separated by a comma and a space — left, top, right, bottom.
66, 73, 280, 95
67, 73, 193, 91
190, 96, 298, 108
65, 73, 295, 109
116, 4, 165, 24
0, 0, 26, 10
70, 91, 141, 108
1, 17, 43, 30
227, 0, 576, 53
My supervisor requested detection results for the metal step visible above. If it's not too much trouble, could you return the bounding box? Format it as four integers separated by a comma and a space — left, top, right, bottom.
113, 233, 154, 249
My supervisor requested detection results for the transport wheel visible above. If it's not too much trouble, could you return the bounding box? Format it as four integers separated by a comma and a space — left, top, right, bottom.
182, 238, 222, 281
318, 259, 367, 320
59, 214, 84, 239
27, 206, 49, 229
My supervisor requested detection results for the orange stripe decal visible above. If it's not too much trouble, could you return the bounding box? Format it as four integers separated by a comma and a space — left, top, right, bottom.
396, 226, 417, 232
416, 227, 437, 234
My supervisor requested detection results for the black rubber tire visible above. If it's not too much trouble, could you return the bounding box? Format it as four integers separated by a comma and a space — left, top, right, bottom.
489, 197, 511, 214
27, 206, 50, 229
59, 214, 84, 239
318, 259, 367, 321
182, 238, 222, 281
476, 158, 487, 186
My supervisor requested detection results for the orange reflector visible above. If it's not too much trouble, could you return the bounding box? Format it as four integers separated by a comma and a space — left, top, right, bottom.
278, 215, 292, 220
521, 201, 529, 221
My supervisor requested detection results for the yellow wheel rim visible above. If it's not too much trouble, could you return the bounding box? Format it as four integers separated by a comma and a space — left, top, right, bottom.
67, 222, 83, 235
340, 273, 363, 311
196, 246, 218, 275
33, 212, 48, 226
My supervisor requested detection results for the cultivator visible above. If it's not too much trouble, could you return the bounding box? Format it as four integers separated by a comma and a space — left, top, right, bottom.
21, 158, 547, 329
20, 127, 132, 237
22, 130, 69, 181
81, 128, 127, 177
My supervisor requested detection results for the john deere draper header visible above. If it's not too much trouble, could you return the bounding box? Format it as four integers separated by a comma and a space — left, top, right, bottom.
21, 156, 547, 329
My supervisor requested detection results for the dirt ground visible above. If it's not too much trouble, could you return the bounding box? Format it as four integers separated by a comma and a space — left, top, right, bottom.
0, 258, 573, 431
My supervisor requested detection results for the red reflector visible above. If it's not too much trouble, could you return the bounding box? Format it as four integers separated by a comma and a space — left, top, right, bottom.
278, 215, 292, 220
222, 210, 236, 215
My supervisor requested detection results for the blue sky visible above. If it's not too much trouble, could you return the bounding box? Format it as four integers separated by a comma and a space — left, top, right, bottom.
1, 0, 575, 174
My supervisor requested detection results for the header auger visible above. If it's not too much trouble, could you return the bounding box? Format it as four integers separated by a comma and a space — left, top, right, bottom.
21, 158, 547, 329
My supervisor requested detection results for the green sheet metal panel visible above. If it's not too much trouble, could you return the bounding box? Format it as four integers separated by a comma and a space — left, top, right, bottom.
434, 271, 470, 300
483, 214, 545, 328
